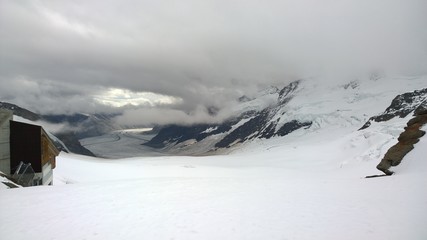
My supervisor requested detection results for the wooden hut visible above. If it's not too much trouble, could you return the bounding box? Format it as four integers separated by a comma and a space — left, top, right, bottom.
0, 110, 60, 186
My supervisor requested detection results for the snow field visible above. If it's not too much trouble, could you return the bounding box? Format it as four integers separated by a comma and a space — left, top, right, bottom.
1, 122, 426, 239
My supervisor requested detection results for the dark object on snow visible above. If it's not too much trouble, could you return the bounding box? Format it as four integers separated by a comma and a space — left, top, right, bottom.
12, 161, 36, 187
365, 174, 389, 178
376, 103, 427, 175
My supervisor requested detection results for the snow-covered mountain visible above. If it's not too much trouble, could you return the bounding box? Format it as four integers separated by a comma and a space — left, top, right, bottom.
139, 74, 427, 156
7, 73, 424, 159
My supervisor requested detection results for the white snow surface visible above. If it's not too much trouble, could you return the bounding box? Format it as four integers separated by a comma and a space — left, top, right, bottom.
1, 121, 426, 239
1, 75, 427, 240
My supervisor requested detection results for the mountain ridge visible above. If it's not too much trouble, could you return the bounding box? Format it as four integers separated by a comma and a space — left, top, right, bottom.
141, 75, 427, 156
3, 74, 427, 160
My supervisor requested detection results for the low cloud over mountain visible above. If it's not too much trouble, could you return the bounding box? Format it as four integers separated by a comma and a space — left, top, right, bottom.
1, 0, 426, 125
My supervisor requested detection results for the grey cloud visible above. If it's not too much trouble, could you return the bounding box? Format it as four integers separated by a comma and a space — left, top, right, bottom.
0, 77, 116, 114
115, 103, 239, 127
1, 0, 426, 122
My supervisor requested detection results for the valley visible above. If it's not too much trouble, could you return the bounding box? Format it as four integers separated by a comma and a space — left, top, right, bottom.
80, 129, 165, 158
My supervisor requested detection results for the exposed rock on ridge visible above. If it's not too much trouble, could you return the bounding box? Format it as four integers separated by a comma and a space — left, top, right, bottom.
376, 102, 427, 175
145, 80, 312, 151
360, 88, 427, 130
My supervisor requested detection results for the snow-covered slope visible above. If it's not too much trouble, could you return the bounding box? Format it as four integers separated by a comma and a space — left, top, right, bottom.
0, 122, 426, 240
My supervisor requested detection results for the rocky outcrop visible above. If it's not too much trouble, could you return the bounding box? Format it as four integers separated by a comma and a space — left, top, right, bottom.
360, 88, 427, 130
214, 80, 310, 148
276, 120, 312, 136
376, 103, 427, 175
143, 120, 238, 149
215, 118, 311, 149
278, 80, 300, 105
215, 109, 272, 148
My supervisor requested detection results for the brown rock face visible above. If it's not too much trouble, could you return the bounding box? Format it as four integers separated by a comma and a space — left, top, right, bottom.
376, 103, 427, 175
406, 114, 427, 127
398, 127, 425, 144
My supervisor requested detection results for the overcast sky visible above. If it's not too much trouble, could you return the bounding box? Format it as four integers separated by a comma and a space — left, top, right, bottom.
1, 0, 426, 125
